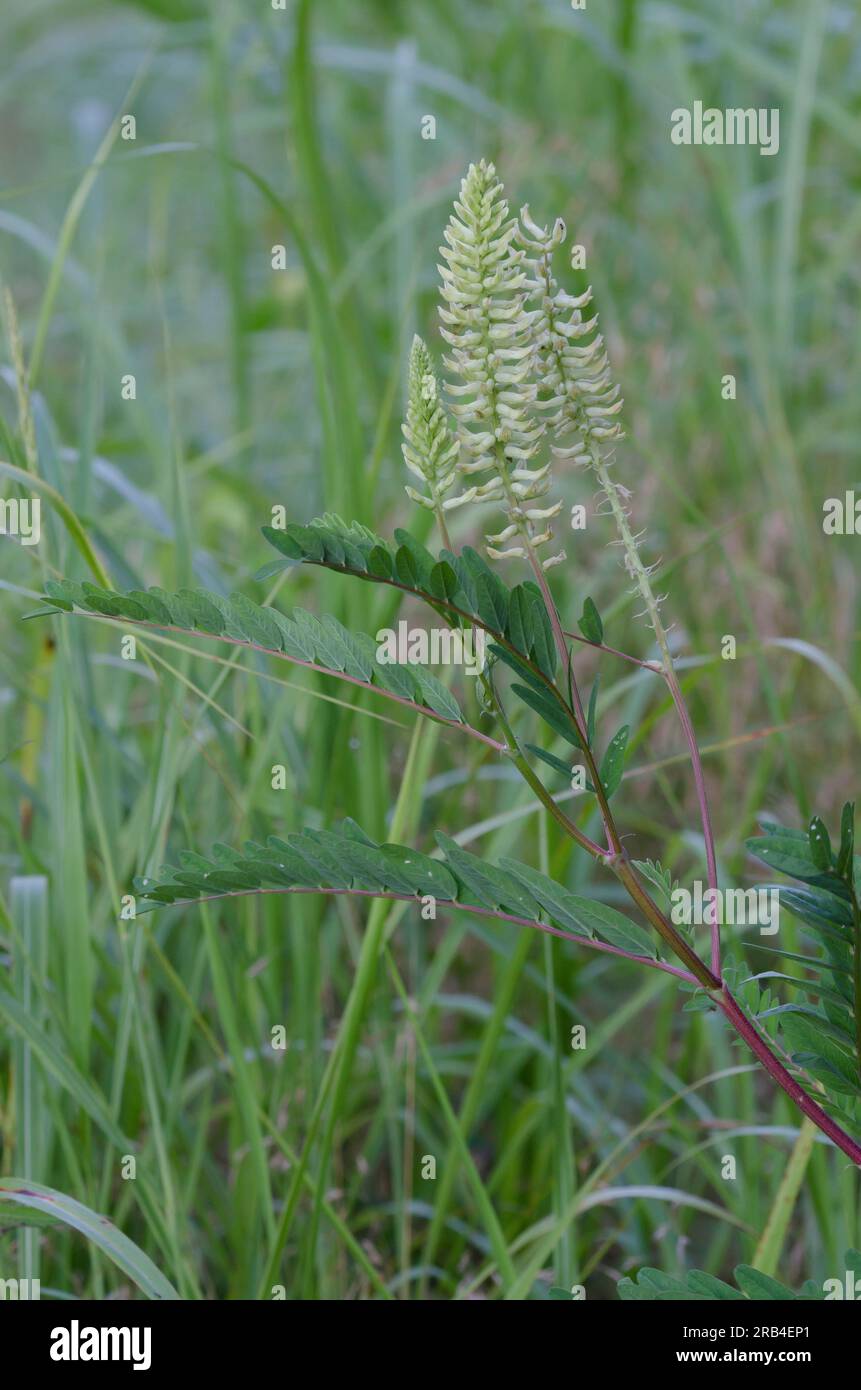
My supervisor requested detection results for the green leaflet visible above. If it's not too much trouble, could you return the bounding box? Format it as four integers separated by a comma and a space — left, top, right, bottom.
686, 1271, 747, 1301
745, 834, 849, 899
307, 831, 398, 893
36, 579, 464, 725
777, 885, 853, 933
135, 825, 655, 971
618, 1263, 820, 1302
732, 1267, 799, 1301
499, 859, 594, 938
586, 674, 599, 747
437, 546, 511, 634
470, 564, 510, 635
837, 800, 855, 877
745, 813, 861, 1120
374, 659, 421, 703
379, 845, 458, 900
808, 815, 833, 871
230, 592, 288, 650
368, 544, 394, 579
324, 618, 375, 682
632, 858, 677, 909
412, 668, 463, 723
435, 834, 540, 919
507, 583, 556, 680
525, 743, 573, 780
578, 595, 603, 645
394, 528, 437, 590
505, 584, 530, 657
294, 610, 346, 673
428, 559, 465, 606
780, 1013, 859, 1092
176, 588, 224, 634
288, 833, 355, 890
500, 858, 656, 957
597, 724, 628, 798
487, 642, 547, 695
510, 684, 581, 747
439, 548, 478, 612
564, 898, 657, 959
262, 517, 560, 683
394, 543, 422, 588
263, 838, 326, 886
310, 826, 456, 900
42, 579, 78, 611
772, 998, 856, 1040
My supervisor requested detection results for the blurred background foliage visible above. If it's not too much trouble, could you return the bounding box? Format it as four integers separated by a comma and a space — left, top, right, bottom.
0, 0, 859, 1299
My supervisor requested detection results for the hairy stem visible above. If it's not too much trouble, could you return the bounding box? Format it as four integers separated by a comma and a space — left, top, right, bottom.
590, 444, 721, 969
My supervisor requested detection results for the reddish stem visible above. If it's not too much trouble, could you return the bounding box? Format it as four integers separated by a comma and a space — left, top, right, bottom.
565, 625, 720, 969
717, 987, 861, 1166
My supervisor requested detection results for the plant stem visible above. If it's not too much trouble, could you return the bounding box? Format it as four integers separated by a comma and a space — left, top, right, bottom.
850, 882, 861, 1083
433, 500, 453, 552
612, 855, 719, 989
524, 544, 623, 854
489, 684, 604, 858
717, 987, 861, 1166
589, 443, 721, 968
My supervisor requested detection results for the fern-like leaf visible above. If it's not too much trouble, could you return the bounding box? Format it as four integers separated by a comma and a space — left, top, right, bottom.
131, 823, 668, 970
37, 577, 466, 728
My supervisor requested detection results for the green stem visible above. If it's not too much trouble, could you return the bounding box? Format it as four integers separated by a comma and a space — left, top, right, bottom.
490, 687, 603, 857
612, 855, 720, 990
751, 1116, 818, 1277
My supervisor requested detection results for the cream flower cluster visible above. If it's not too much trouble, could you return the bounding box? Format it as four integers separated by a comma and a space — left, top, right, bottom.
401, 334, 472, 514
517, 204, 625, 462
437, 160, 563, 568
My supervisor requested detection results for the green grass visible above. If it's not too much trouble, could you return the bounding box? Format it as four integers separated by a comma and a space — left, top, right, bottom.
1, 0, 859, 1299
